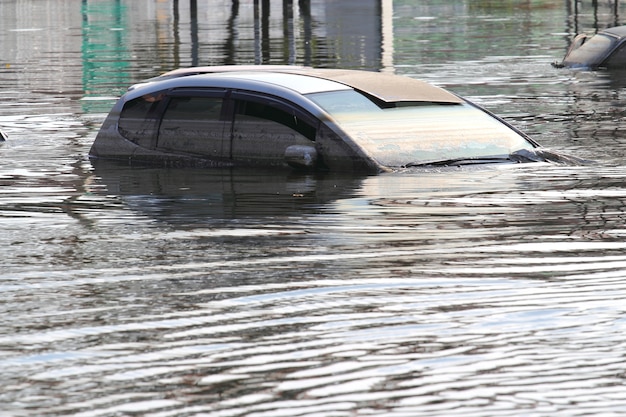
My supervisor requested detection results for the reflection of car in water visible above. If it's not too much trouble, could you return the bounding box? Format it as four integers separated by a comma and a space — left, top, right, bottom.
90, 160, 365, 222
90, 66, 578, 173
555, 26, 626, 70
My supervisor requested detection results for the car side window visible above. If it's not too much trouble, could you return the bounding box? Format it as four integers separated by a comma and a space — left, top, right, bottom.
604, 43, 626, 68
161, 96, 223, 121
230, 96, 318, 166
157, 96, 226, 157
118, 92, 165, 147
236, 99, 316, 141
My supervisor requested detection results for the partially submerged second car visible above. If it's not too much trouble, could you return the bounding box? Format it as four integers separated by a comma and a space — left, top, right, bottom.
90, 66, 572, 173
555, 25, 626, 70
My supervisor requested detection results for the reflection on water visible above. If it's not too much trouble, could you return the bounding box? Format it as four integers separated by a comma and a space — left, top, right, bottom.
4, 0, 626, 416
4, 163, 626, 416
81, 0, 131, 100
90, 161, 366, 222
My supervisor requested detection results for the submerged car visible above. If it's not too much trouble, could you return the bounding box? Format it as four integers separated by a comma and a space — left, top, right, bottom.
555, 26, 626, 70
90, 66, 572, 173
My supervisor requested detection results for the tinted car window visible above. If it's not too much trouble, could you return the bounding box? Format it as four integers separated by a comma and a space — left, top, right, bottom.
237, 99, 316, 140
157, 96, 226, 157
118, 92, 164, 148
308, 90, 534, 167
231, 97, 316, 166
603, 43, 626, 68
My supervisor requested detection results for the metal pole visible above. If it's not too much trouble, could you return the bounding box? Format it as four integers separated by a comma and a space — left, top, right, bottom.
173, 0, 180, 67
190, 0, 198, 66
262, 0, 270, 63
254, 0, 261, 63
299, 0, 311, 66
283, 0, 295, 64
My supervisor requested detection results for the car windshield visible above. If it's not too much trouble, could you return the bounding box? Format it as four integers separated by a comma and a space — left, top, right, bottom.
307, 90, 535, 167
563, 33, 616, 66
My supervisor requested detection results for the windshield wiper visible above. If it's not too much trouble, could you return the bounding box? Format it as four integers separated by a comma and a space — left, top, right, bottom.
403, 148, 593, 168
404, 155, 513, 168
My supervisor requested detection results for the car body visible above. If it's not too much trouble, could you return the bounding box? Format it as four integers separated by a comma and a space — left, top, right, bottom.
556, 26, 626, 70
90, 65, 565, 173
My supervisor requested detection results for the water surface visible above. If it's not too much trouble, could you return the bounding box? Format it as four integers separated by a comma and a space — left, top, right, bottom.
2, 0, 626, 416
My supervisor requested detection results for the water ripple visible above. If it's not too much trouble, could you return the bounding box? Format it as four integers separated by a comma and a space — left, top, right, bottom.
4, 0, 626, 415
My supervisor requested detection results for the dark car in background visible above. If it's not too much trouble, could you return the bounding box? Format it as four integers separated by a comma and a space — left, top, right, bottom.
89, 66, 575, 173
556, 26, 626, 70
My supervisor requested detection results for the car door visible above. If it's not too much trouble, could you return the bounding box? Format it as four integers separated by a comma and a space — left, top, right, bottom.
156, 89, 228, 160
229, 92, 318, 168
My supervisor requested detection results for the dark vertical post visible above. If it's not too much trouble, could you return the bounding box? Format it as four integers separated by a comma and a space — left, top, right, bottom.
190, 0, 199, 66
173, 0, 180, 67
574, 0, 579, 34
262, 0, 271, 63
283, 0, 295, 64
299, 0, 311, 66
254, 0, 261, 63
224, 0, 239, 65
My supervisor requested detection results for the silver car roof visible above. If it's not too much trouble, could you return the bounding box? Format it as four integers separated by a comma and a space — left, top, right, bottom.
205, 71, 353, 95
601, 25, 626, 39
140, 66, 464, 104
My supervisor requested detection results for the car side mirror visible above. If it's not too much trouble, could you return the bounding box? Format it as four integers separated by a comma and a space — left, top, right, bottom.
284, 145, 318, 170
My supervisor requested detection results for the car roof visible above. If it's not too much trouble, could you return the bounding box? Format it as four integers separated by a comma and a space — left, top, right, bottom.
601, 25, 626, 39
205, 71, 354, 96
144, 65, 464, 105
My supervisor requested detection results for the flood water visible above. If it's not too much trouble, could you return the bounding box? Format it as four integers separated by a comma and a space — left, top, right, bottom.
3, 0, 626, 415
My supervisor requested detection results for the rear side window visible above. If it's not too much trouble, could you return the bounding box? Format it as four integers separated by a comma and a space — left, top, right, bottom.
118, 92, 164, 146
